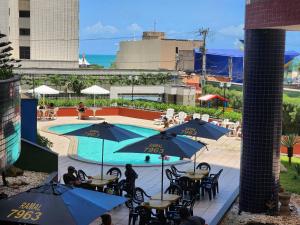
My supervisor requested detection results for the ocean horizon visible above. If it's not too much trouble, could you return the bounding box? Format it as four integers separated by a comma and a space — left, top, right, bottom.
79, 54, 116, 68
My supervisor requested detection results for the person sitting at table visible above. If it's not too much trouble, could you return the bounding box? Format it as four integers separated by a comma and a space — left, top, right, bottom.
47, 102, 55, 119
124, 164, 138, 197
179, 207, 207, 225
77, 102, 86, 120
63, 166, 93, 190
100, 214, 113, 225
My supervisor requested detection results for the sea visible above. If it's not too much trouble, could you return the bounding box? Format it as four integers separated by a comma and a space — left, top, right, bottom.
79, 54, 116, 68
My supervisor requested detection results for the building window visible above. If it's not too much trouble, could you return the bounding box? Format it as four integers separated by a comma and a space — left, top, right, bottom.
19, 28, 30, 36
19, 10, 30, 18
19, 47, 30, 59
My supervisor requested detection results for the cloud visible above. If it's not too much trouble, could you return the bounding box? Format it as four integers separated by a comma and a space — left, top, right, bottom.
85, 22, 118, 34
219, 24, 244, 37
127, 23, 143, 33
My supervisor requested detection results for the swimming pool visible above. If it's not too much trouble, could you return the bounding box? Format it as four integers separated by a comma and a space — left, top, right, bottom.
48, 123, 180, 165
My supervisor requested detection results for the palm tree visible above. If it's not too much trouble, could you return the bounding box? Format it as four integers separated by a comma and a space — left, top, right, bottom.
48, 74, 62, 90
65, 75, 87, 96
281, 134, 300, 165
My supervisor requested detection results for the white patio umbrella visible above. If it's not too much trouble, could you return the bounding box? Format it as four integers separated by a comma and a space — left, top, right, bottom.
27, 85, 59, 105
81, 85, 110, 107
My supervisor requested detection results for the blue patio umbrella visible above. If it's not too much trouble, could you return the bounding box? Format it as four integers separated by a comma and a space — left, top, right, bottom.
0, 183, 127, 225
116, 131, 205, 200
166, 118, 230, 171
63, 122, 141, 179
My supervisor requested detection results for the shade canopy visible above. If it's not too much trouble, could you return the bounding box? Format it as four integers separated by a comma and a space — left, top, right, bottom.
116, 131, 205, 200
27, 85, 59, 95
0, 183, 127, 225
116, 131, 205, 158
198, 94, 228, 102
166, 118, 230, 140
81, 85, 110, 95
63, 122, 142, 178
63, 122, 141, 142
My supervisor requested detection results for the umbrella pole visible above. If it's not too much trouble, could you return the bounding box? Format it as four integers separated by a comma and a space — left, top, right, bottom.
161, 155, 164, 201
194, 152, 197, 173
194, 137, 197, 173
101, 139, 104, 179
94, 94, 96, 108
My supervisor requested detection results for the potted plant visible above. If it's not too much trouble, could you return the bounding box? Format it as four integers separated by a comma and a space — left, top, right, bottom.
281, 134, 300, 165
0, 32, 22, 186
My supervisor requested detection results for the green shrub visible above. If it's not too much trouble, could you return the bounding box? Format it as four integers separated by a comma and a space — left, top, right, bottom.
37, 133, 53, 149
43, 98, 242, 122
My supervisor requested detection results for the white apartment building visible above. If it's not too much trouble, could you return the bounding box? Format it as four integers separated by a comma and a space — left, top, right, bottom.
0, 0, 79, 69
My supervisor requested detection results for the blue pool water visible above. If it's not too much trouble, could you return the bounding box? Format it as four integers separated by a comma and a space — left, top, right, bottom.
48, 124, 180, 165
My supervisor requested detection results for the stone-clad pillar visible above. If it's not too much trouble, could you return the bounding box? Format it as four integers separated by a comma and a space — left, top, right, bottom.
240, 29, 286, 213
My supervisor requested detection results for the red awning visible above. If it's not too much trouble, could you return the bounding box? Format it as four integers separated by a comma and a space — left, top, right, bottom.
198, 94, 228, 102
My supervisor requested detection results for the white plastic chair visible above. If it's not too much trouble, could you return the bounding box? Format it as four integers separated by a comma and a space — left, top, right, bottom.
201, 114, 209, 122
165, 108, 175, 120
222, 119, 230, 127
154, 108, 175, 125
177, 112, 187, 124
193, 113, 201, 119
53, 107, 59, 119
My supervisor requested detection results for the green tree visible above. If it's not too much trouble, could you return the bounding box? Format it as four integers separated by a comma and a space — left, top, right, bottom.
48, 74, 62, 90
0, 33, 21, 80
65, 75, 87, 95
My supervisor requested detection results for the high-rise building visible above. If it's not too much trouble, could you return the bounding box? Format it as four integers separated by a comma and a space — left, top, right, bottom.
0, 0, 79, 69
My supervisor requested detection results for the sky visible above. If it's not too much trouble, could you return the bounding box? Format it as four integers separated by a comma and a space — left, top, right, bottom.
79, 0, 300, 55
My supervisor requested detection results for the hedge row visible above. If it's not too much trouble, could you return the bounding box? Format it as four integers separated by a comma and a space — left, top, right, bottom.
42, 98, 242, 122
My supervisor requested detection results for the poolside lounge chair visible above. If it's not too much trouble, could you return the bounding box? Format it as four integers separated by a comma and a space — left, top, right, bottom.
192, 113, 201, 119
201, 114, 209, 122
175, 111, 187, 124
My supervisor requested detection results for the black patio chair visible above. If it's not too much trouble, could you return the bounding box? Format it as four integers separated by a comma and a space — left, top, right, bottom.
165, 169, 177, 185
170, 165, 185, 178
133, 187, 151, 205
164, 184, 183, 198
196, 162, 211, 175
125, 199, 139, 225
136, 206, 163, 225
200, 169, 223, 200
177, 176, 197, 200
208, 169, 223, 194
166, 198, 196, 225
164, 184, 183, 211
106, 167, 122, 180
104, 179, 126, 196
77, 169, 89, 181
200, 176, 216, 200
105, 167, 122, 193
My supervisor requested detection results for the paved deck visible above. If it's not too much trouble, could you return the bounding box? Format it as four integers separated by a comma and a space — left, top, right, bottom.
38, 116, 241, 225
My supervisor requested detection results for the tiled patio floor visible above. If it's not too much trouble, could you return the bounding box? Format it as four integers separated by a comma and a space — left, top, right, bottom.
38, 116, 241, 225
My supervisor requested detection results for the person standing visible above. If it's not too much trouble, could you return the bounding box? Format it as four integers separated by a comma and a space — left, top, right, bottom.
124, 164, 138, 197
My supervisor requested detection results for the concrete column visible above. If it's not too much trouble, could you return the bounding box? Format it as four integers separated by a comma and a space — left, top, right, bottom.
240, 29, 286, 213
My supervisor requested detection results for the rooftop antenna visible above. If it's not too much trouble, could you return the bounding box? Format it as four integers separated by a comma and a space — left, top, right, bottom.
154, 20, 157, 32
